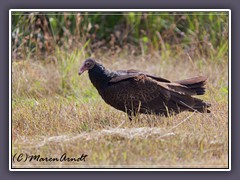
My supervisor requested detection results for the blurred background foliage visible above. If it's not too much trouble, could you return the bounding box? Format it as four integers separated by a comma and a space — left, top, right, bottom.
11, 11, 229, 60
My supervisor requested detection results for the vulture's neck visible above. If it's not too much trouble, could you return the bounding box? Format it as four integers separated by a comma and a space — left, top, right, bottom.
88, 63, 113, 91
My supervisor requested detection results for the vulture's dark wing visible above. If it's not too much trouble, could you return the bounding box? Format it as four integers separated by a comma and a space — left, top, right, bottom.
175, 76, 207, 85
174, 76, 207, 95
110, 69, 171, 83
103, 74, 201, 115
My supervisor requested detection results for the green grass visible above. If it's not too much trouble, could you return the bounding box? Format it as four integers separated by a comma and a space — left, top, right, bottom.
11, 50, 228, 168
12, 12, 229, 59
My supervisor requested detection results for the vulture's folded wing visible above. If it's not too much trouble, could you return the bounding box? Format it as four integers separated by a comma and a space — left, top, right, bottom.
174, 76, 207, 95
110, 70, 171, 83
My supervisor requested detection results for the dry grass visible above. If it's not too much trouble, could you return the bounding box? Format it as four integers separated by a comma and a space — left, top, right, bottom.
11, 51, 228, 168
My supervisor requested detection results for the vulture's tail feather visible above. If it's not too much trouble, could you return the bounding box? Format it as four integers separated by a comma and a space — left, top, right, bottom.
175, 76, 207, 95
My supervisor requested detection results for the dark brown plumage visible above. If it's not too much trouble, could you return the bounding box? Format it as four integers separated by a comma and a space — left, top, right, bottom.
78, 58, 211, 120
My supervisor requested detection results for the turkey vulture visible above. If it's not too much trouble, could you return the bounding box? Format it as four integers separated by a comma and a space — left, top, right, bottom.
78, 58, 211, 120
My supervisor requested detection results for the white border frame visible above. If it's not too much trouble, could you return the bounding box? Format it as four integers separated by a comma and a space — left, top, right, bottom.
9, 9, 231, 171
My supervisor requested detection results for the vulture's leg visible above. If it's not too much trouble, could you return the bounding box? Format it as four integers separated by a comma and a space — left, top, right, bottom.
128, 115, 132, 121
127, 111, 135, 121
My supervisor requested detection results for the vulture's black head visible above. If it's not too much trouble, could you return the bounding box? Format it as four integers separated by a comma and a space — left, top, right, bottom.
78, 58, 96, 75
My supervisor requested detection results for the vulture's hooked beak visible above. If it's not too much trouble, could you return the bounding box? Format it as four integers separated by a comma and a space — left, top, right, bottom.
78, 65, 87, 75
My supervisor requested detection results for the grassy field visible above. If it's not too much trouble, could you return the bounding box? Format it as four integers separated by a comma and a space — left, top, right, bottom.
11, 50, 228, 168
